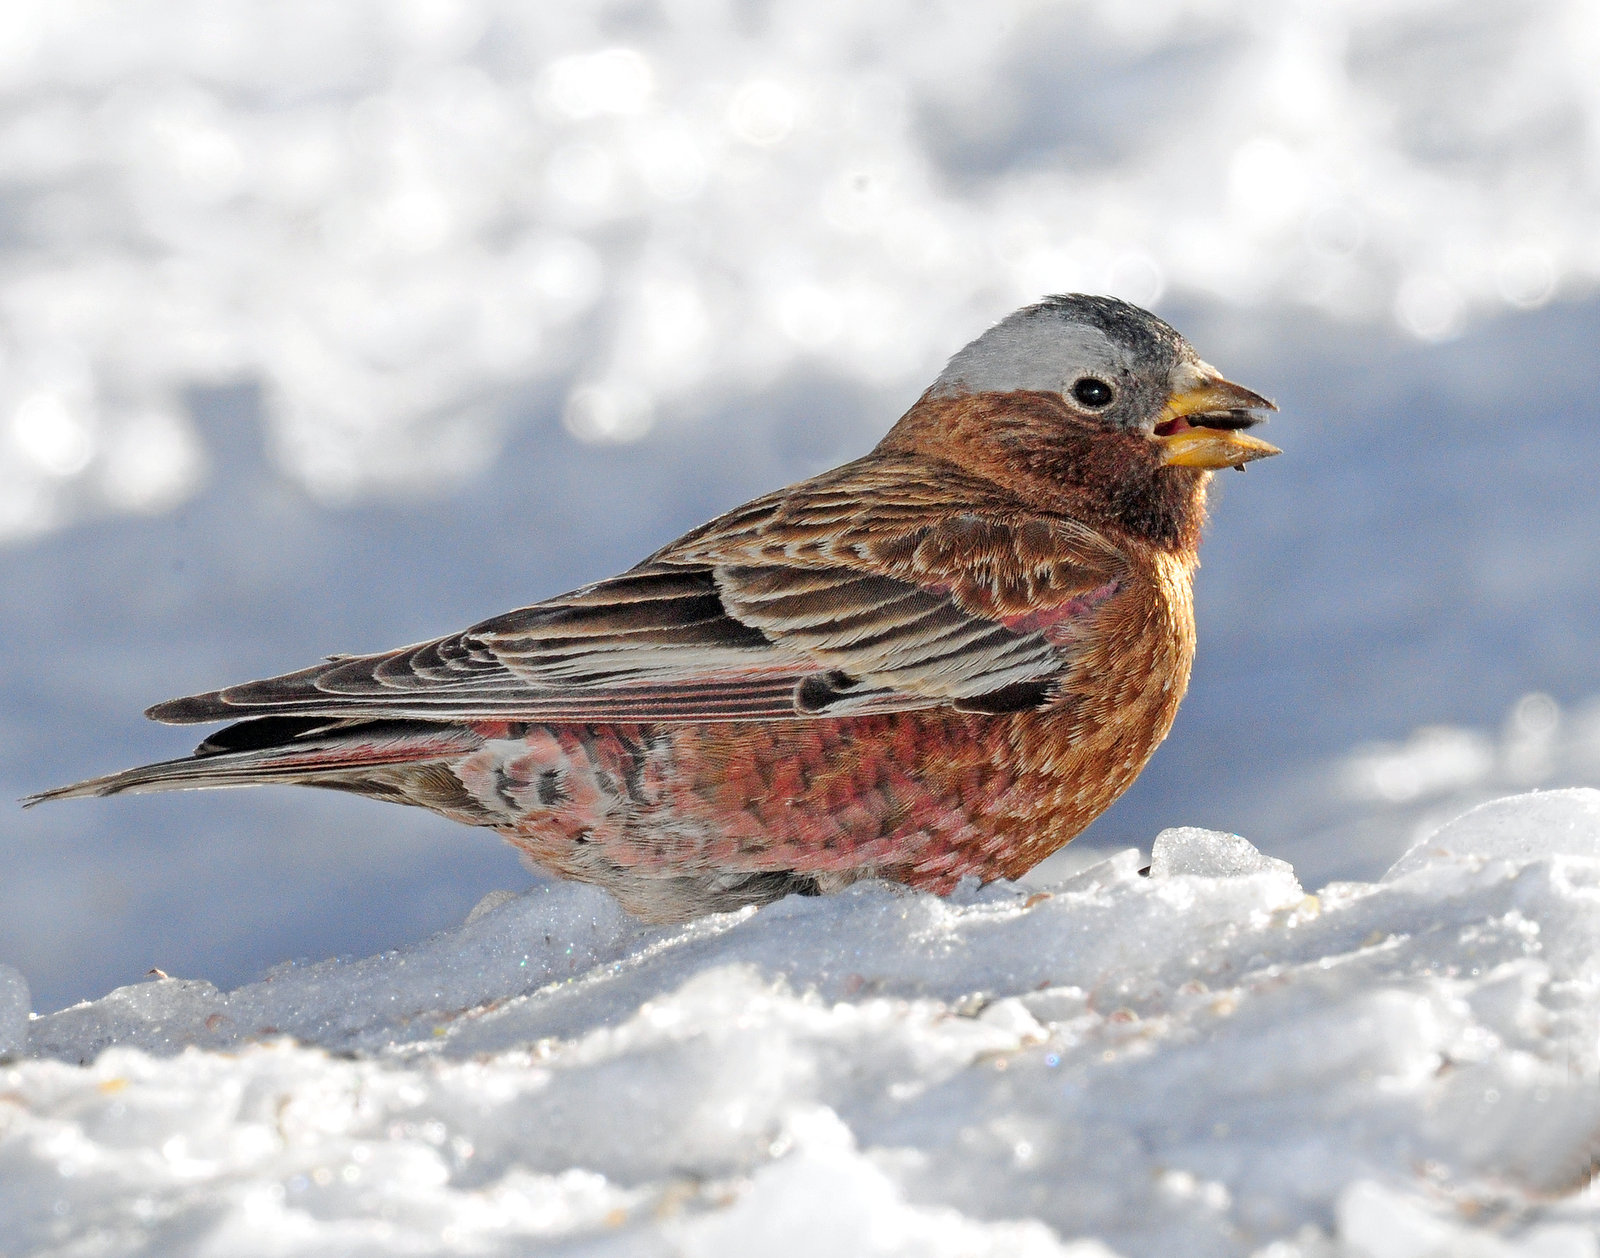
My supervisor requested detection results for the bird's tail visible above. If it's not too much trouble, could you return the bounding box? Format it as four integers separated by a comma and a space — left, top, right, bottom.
22, 717, 484, 806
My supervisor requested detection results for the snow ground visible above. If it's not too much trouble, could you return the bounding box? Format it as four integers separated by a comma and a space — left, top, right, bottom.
5, 792, 1599, 1257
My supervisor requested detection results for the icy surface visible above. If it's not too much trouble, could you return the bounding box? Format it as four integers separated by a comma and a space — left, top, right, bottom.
5, 796, 1598, 1256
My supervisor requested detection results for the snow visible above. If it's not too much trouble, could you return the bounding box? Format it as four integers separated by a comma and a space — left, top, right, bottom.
1385, 790, 1600, 879
5, 793, 1597, 1256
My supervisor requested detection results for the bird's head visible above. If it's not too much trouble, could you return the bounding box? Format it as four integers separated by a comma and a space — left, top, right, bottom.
893, 294, 1280, 546
931, 293, 1279, 469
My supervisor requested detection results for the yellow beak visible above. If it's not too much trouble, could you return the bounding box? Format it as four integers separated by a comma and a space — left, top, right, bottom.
1155, 374, 1281, 469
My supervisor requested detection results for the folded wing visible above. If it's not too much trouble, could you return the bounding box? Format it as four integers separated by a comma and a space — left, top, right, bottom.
149, 464, 1128, 726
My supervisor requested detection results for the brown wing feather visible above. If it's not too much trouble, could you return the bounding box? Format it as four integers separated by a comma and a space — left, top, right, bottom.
662, 453, 1127, 619
148, 457, 1128, 726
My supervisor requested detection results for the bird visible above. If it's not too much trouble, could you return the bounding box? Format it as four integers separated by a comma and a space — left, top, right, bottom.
28, 295, 1279, 922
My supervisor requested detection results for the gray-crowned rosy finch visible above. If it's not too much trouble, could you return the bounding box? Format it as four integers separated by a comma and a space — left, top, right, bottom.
30, 295, 1279, 921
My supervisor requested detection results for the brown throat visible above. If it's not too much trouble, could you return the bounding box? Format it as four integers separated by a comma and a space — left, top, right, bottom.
878, 389, 1210, 552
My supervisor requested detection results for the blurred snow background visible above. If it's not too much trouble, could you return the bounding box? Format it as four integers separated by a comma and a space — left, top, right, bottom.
5, 0, 1600, 1018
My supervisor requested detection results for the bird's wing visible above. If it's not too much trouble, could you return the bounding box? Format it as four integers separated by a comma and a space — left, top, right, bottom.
148, 460, 1128, 726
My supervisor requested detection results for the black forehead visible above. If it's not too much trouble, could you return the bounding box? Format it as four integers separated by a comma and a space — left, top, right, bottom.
1032, 294, 1190, 367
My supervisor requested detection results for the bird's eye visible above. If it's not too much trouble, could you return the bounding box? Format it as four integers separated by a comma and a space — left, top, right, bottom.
1071, 377, 1114, 408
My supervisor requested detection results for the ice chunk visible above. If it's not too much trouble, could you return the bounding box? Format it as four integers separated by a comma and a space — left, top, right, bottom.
1385, 788, 1600, 879
0, 964, 29, 1056
1148, 827, 1297, 881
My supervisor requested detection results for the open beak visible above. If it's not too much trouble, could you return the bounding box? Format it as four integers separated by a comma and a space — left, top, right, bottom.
1154, 368, 1281, 470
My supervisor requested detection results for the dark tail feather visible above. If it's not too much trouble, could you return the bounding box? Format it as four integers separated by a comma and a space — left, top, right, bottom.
23, 718, 484, 807
23, 755, 323, 804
